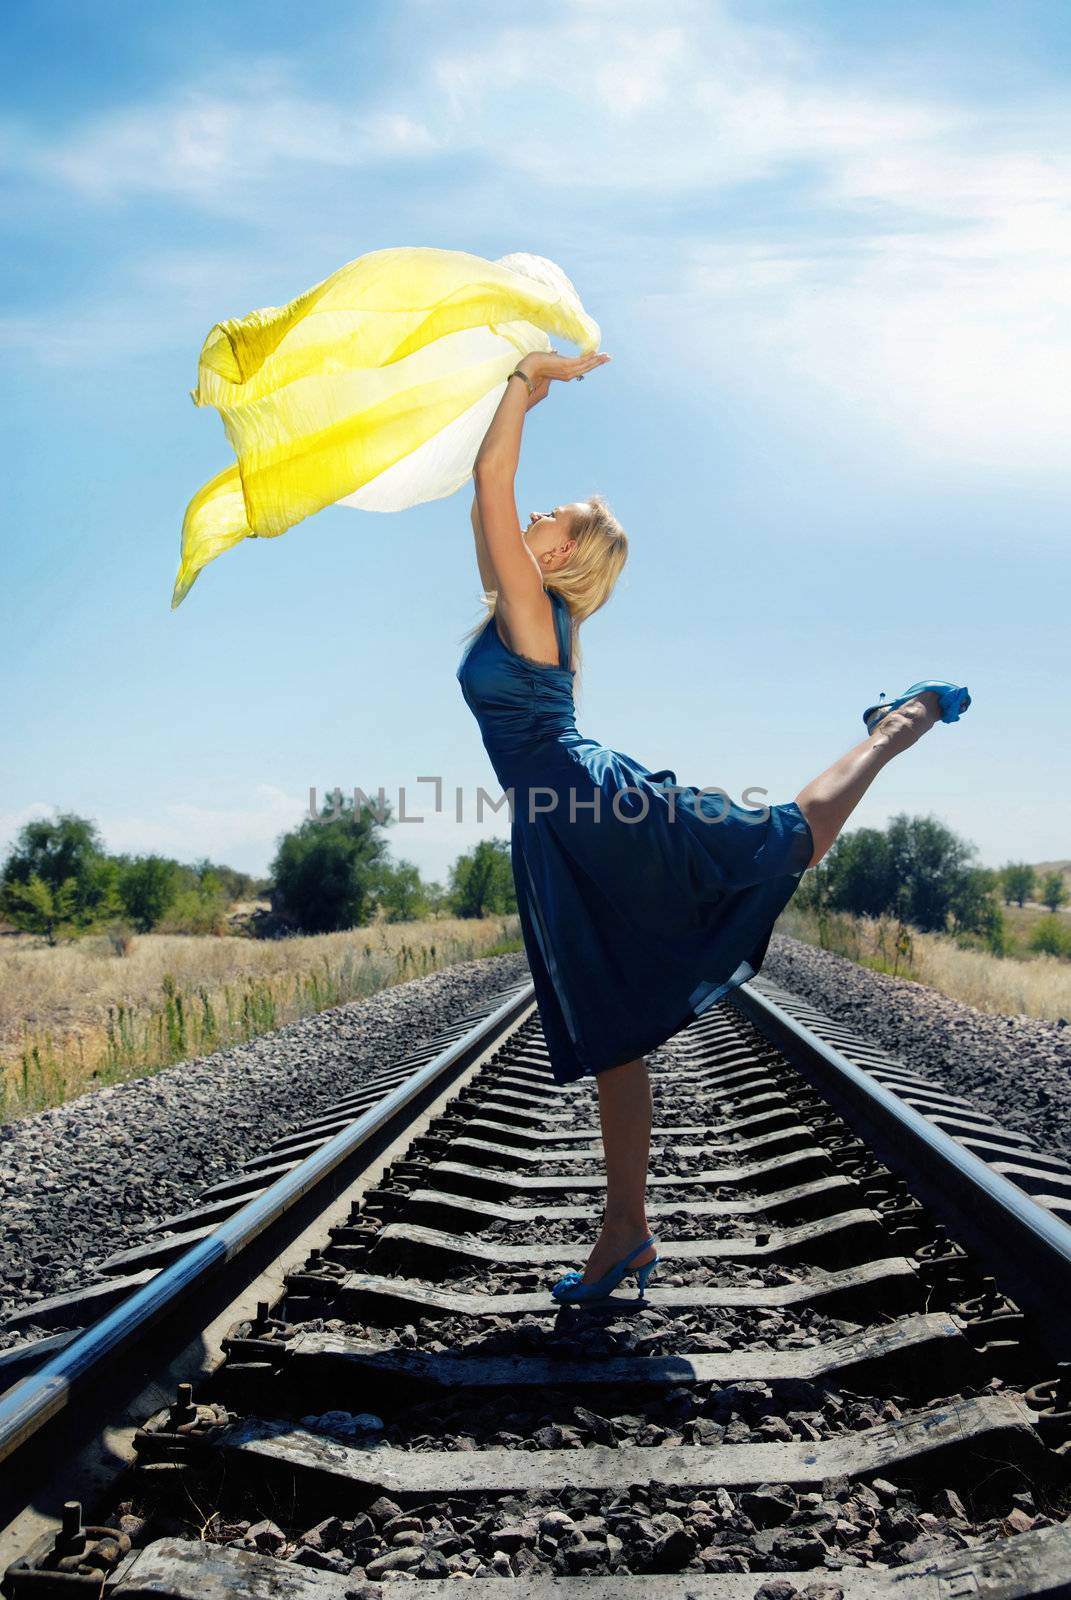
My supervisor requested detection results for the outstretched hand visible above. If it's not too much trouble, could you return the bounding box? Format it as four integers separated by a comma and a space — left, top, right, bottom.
517, 349, 611, 388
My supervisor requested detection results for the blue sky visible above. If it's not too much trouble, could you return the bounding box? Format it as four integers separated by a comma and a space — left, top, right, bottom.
2, 0, 1067, 885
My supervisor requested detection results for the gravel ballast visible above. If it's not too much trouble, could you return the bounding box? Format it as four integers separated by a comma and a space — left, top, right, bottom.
761, 933, 1071, 1160
0, 952, 529, 1343
5, 932, 1070, 1354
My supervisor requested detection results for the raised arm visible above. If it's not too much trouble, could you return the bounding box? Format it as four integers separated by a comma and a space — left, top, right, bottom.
470, 494, 497, 596
471, 360, 550, 594
472, 348, 610, 651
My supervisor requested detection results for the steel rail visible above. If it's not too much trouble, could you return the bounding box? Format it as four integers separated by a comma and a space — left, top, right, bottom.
0, 981, 535, 1466
733, 980, 1071, 1344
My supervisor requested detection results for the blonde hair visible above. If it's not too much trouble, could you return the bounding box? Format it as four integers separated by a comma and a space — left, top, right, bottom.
460, 494, 628, 696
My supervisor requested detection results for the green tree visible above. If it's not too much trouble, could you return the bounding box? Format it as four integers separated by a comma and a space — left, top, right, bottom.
118, 855, 178, 932
160, 880, 230, 935
791, 862, 823, 916
369, 858, 431, 923
1000, 862, 1036, 907
1040, 871, 1068, 914
449, 839, 517, 918
423, 879, 450, 916
817, 813, 980, 935
190, 857, 258, 903
949, 866, 1005, 949
823, 828, 896, 918
885, 812, 976, 933
0, 812, 116, 932
270, 792, 391, 933
1, 873, 79, 945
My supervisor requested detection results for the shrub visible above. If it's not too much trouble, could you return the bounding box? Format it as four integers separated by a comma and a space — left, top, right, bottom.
105, 920, 137, 957
158, 888, 229, 936
1029, 916, 1071, 959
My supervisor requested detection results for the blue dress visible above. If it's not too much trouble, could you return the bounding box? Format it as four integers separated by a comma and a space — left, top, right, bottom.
457, 587, 814, 1086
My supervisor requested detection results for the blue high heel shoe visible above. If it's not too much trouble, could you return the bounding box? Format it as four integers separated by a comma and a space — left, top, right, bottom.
862, 680, 971, 737
550, 1235, 660, 1304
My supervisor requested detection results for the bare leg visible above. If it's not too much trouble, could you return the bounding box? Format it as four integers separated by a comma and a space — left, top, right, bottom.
795, 692, 942, 867
577, 1056, 656, 1282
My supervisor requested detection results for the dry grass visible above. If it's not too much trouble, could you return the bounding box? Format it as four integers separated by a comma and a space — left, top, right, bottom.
776, 905, 1071, 1022
0, 915, 522, 1122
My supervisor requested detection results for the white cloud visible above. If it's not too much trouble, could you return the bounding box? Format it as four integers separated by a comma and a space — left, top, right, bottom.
11, 66, 436, 206
123, 786, 307, 864
420, 4, 1071, 466
434, 19, 693, 124
671, 191, 1071, 469
5, 0, 1069, 469
430, 6, 952, 194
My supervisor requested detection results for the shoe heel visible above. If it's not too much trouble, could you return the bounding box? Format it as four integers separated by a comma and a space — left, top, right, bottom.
551, 1234, 659, 1305
636, 1257, 659, 1297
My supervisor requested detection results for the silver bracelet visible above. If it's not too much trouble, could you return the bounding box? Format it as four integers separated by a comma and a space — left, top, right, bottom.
508, 367, 534, 397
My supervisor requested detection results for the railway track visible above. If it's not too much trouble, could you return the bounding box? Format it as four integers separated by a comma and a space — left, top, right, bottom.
2, 972, 1070, 1598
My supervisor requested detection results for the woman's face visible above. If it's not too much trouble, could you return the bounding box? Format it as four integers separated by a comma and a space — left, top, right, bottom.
524, 502, 585, 571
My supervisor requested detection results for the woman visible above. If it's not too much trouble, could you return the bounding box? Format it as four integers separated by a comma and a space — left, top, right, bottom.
456, 347, 970, 1305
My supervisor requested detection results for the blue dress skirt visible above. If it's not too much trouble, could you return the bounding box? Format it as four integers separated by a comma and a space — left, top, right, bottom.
457, 587, 814, 1086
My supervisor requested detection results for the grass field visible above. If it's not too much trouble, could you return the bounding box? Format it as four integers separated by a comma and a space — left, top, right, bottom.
5, 886, 1067, 1123
776, 903, 1071, 1021
0, 914, 522, 1122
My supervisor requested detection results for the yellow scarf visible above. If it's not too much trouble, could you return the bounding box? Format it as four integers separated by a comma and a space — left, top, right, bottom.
173, 247, 600, 608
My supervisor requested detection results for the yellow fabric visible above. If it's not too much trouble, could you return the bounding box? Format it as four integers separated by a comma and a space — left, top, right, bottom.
173, 247, 601, 608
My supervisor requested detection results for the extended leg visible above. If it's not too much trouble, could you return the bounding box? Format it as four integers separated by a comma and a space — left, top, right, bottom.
795, 692, 942, 867
577, 1055, 656, 1282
